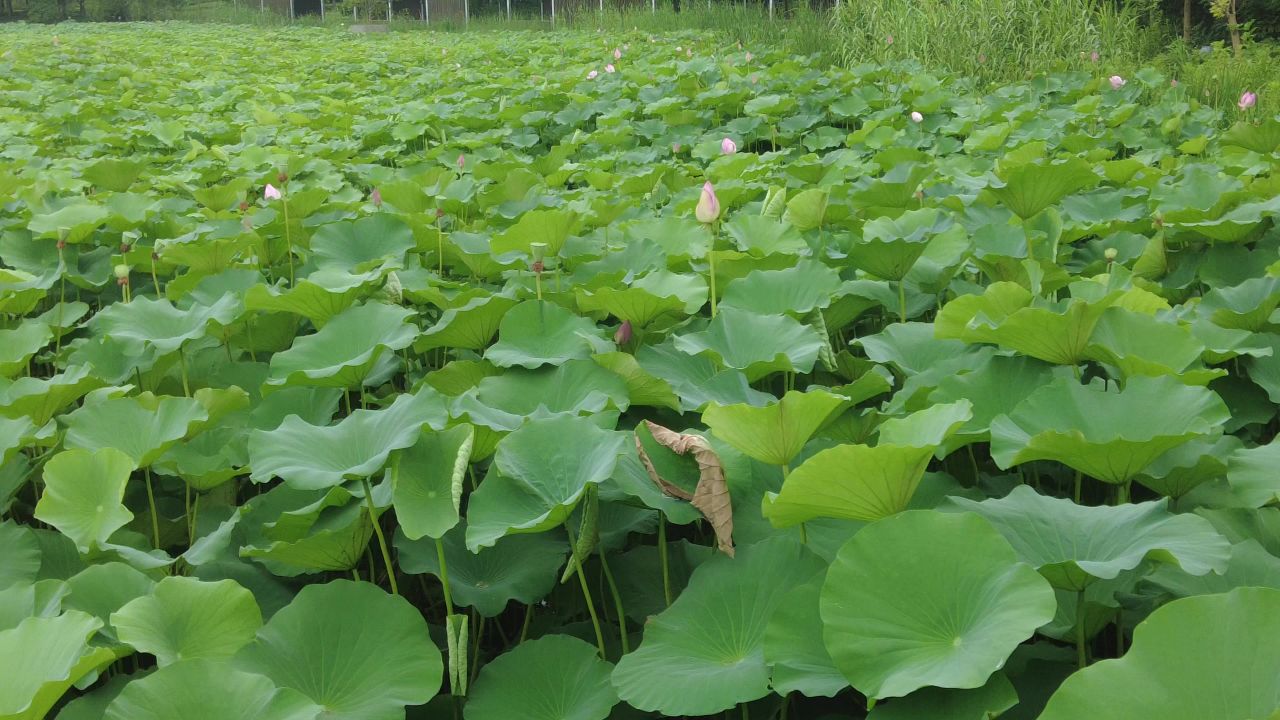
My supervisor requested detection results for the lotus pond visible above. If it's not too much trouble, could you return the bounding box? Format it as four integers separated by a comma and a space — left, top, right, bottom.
3, 20, 1280, 720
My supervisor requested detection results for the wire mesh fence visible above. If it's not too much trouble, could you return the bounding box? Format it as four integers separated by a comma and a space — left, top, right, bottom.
263, 0, 829, 25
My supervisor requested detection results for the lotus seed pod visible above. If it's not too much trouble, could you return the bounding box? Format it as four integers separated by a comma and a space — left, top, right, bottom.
1104, 248, 1118, 261
113, 264, 131, 280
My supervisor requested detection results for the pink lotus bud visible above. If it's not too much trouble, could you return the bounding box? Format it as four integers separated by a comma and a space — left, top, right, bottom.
456, 154, 465, 169
1239, 91, 1257, 110
264, 184, 281, 201
695, 182, 720, 224
614, 320, 632, 345
1109, 75, 1126, 89
1171, 79, 1179, 87
910, 111, 923, 123
672, 142, 681, 153
1090, 51, 1099, 63
886, 34, 893, 45
370, 187, 382, 207
745, 51, 753, 62
613, 47, 621, 59
720, 137, 737, 155
238, 200, 249, 213
605, 64, 616, 73
587, 69, 598, 79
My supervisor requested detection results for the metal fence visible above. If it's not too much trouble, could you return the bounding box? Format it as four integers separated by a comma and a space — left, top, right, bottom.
263, 0, 819, 24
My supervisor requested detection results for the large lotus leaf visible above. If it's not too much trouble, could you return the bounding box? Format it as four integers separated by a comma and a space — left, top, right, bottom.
112, 577, 262, 667
266, 302, 418, 390
763, 403, 970, 526
62, 394, 208, 468
1, 414, 53, 465
847, 208, 949, 281
854, 321, 981, 376
989, 376, 1229, 484
88, 294, 240, 357
34, 448, 135, 553
821, 511, 1056, 700
927, 355, 1061, 449
309, 215, 415, 273
621, 216, 709, 260
465, 634, 617, 720
244, 270, 380, 328
673, 307, 825, 381
948, 486, 1230, 591
719, 260, 841, 316
0, 522, 40, 591
702, 389, 846, 467
455, 360, 630, 432
485, 300, 609, 369
489, 208, 578, 258
1223, 440, 1280, 508
635, 341, 774, 412
592, 352, 681, 412
153, 419, 250, 491
1246, 333, 1280, 404
391, 425, 474, 541
1136, 435, 1239, 499
763, 573, 846, 698
236, 484, 384, 576
465, 415, 625, 551
415, 294, 518, 351
395, 521, 566, 617
1039, 587, 1280, 720
0, 269, 50, 316
27, 201, 109, 243
1143, 540, 1280, 601
60, 562, 154, 641
235, 580, 443, 720
0, 322, 52, 378
576, 270, 708, 326
1200, 276, 1280, 333
867, 673, 1019, 720
612, 536, 825, 716
248, 389, 447, 490
1084, 308, 1223, 384
723, 214, 808, 256
0, 365, 103, 426
0, 611, 118, 719
104, 659, 322, 720
989, 157, 1100, 220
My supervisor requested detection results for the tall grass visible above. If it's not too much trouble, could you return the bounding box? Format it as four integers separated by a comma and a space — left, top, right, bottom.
832, 0, 1166, 84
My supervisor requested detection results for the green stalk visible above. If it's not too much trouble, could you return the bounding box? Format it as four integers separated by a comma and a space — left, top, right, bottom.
658, 515, 672, 607
177, 344, 191, 397
360, 475, 398, 595
519, 603, 534, 643
708, 225, 719, 318
1076, 590, 1088, 669
1073, 470, 1083, 505
281, 194, 295, 286
598, 550, 630, 653
565, 521, 607, 657
143, 466, 161, 550
435, 536, 455, 617
897, 280, 907, 323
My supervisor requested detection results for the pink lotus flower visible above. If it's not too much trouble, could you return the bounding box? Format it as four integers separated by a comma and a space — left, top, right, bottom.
910, 111, 923, 123
614, 320, 632, 345
721, 137, 737, 155
1109, 75, 1126, 89
745, 51, 753, 63
605, 64, 615, 73
370, 188, 382, 207
613, 47, 622, 59
672, 142, 681, 153
1090, 50, 1099, 63
1239, 91, 1257, 109
750, 74, 759, 84
264, 184, 281, 201
587, 69, 598, 79
695, 182, 720, 224
1171, 79, 1179, 88
456, 154, 465, 169
886, 34, 893, 45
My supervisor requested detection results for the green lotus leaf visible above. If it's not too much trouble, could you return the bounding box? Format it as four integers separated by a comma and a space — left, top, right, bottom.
848, 208, 950, 281
592, 352, 681, 412
266, 302, 418, 390
989, 157, 1100, 220
485, 300, 609, 369
309, 215, 415, 274
0, 322, 52, 379
244, 270, 380, 328
454, 359, 630, 432
635, 341, 774, 412
28, 201, 110, 243
112, 577, 262, 666
61, 562, 155, 641
0, 414, 53, 465
83, 158, 146, 192
722, 214, 807, 257
0, 611, 118, 719
415, 294, 518, 352
763, 573, 846, 698
854, 321, 976, 375
104, 659, 321, 720
621, 216, 709, 260
1136, 435, 1240, 499
235, 580, 443, 720
397, 521, 566, 617
719, 260, 841, 316
152, 419, 249, 491
927, 355, 1061, 450
63, 393, 208, 468
34, 448, 135, 553
1200, 277, 1280, 333
1083, 308, 1224, 384
612, 536, 825, 716
88, 294, 240, 357
782, 187, 829, 231
702, 389, 847, 467
763, 402, 971, 526
1246, 333, 1280, 403
249, 389, 446, 490
1143, 539, 1280, 601
1221, 118, 1280, 154
0, 522, 40, 592
820, 510, 1056, 700
0, 268, 50, 316
236, 483, 384, 576
0, 365, 103, 427
490, 208, 578, 258
673, 307, 825, 381
465, 415, 625, 551
391, 425, 474, 541
1039, 587, 1280, 720
867, 673, 1018, 720
948, 486, 1230, 591
465, 635, 617, 720
1224, 439, 1280, 507
989, 376, 1230, 484
576, 270, 708, 327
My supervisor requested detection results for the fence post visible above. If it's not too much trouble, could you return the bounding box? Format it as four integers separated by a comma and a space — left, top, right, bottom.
464, 0, 468, 25
551, 0, 555, 24
506, 0, 510, 20
386, 0, 391, 20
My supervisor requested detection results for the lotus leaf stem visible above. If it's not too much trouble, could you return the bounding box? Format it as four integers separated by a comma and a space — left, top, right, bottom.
143, 466, 161, 550
658, 515, 672, 607
598, 549, 630, 653
360, 475, 399, 595
1076, 590, 1088, 668
565, 521, 608, 657
435, 536, 455, 617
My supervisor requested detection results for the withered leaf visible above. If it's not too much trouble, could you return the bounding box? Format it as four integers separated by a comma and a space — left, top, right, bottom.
636, 420, 734, 557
